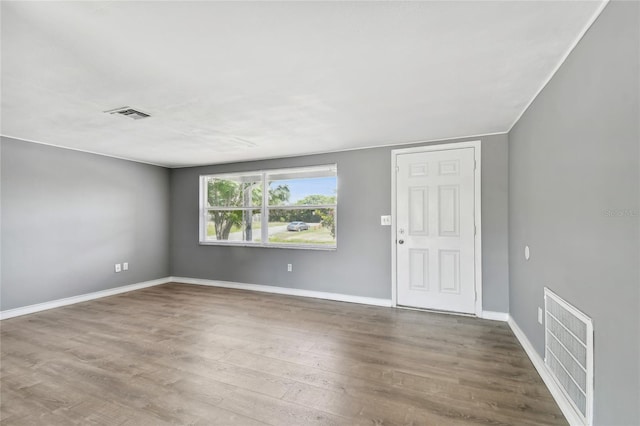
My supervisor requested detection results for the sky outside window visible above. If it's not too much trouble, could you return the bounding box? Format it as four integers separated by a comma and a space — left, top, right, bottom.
269, 176, 337, 204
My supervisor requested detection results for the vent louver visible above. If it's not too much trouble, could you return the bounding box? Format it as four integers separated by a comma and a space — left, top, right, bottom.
544, 287, 593, 425
104, 106, 150, 120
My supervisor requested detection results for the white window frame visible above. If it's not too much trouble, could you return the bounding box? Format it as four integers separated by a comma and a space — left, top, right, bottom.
199, 164, 337, 250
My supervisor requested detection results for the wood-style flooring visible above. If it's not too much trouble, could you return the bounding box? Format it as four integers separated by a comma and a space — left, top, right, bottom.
1, 283, 566, 425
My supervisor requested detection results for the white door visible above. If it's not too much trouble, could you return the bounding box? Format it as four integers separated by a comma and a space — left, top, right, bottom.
395, 147, 477, 314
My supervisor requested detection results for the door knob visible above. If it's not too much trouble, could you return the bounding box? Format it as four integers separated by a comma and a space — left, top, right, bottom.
398, 239, 404, 244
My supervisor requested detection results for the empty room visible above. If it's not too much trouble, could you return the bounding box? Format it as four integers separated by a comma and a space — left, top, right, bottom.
1, 1, 638, 425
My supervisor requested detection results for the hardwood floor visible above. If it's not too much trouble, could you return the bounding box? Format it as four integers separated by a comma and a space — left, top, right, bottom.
1, 283, 566, 425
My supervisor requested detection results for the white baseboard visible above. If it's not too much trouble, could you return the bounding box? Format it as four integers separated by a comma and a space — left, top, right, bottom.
507, 316, 583, 426
0, 274, 506, 333
170, 276, 394, 308
480, 311, 509, 321
0, 277, 171, 320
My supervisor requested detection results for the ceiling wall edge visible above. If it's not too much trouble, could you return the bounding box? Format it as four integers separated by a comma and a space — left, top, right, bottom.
1, 131, 509, 169
506, 0, 610, 134
0, 133, 167, 168
171, 130, 509, 169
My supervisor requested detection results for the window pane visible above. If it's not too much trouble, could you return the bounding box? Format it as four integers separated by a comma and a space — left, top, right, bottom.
205, 210, 262, 243
206, 174, 262, 208
267, 208, 336, 246
268, 175, 337, 207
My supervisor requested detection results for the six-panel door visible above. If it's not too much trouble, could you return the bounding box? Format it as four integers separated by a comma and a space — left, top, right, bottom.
396, 147, 476, 314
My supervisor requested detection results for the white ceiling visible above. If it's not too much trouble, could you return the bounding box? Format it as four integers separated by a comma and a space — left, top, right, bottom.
1, 1, 606, 168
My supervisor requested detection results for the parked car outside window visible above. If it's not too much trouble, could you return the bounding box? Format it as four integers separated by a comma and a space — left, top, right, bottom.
287, 221, 309, 232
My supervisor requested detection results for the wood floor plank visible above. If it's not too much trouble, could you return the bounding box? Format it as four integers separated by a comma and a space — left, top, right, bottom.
216, 387, 361, 426
1, 283, 566, 425
218, 349, 554, 426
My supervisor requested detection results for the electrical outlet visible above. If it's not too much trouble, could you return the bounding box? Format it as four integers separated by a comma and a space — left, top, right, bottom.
538, 307, 543, 324
380, 215, 392, 226
287, 263, 292, 272
123, 262, 129, 271
115, 263, 122, 273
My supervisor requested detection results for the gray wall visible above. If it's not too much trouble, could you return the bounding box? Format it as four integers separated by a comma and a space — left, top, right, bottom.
1, 137, 171, 310
508, 1, 639, 424
170, 134, 509, 312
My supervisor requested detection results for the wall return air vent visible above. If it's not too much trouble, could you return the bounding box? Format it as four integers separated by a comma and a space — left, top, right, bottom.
104, 106, 150, 120
544, 287, 594, 425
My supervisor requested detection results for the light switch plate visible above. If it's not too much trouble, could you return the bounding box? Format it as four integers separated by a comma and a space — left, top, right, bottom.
380, 215, 392, 226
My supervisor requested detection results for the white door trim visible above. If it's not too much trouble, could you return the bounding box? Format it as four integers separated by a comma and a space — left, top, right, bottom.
391, 140, 482, 316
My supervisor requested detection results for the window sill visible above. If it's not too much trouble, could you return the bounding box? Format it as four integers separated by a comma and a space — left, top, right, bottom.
198, 241, 337, 251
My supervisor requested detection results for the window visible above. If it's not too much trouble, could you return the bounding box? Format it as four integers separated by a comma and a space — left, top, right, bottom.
200, 165, 337, 249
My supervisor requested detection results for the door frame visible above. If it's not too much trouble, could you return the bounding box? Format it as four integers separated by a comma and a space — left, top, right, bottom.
391, 140, 482, 316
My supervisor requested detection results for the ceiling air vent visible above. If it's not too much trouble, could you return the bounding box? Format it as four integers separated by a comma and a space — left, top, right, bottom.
104, 106, 150, 120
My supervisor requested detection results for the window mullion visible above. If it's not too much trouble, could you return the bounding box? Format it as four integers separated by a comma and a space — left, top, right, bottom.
200, 176, 206, 242
261, 172, 268, 245
267, 204, 336, 210
205, 207, 254, 211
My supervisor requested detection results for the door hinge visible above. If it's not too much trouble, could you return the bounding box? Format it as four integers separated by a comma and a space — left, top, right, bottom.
474, 160, 477, 170
474, 225, 477, 235
396, 166, 400, 173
